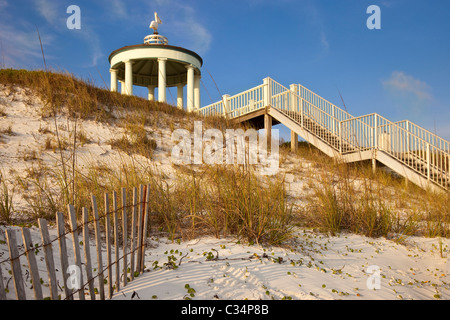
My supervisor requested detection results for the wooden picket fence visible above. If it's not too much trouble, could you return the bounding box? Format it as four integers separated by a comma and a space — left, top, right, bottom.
0, 184, 151, 300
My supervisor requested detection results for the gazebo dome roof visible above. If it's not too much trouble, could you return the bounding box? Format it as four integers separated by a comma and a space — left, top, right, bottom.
109, 44, 203, 88
108, 44, 203, 67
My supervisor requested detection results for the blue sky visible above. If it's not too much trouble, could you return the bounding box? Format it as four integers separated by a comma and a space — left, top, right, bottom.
1, 0, 449, 141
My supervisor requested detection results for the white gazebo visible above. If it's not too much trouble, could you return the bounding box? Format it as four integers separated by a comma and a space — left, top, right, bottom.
108, 13, 203, 112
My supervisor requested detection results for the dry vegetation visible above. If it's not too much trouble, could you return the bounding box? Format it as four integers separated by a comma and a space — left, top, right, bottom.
289, 142, 450, 239
0, 69, 448, 246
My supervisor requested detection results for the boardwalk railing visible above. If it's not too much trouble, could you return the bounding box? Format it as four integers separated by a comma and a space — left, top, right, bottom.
0, 184, 150, 300
198, 77, 450, 191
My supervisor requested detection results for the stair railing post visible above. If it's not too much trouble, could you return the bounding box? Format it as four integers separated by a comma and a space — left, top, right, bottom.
406, 120, 410, 154
339, 121, 343, 154
300, 94, 304, 128
374, 114, 378, 150
332, 105, 336, 135
263, 77, 272, 108
222, 94, 230, 118
289, 84, 297, 113
427, 143, 431, 181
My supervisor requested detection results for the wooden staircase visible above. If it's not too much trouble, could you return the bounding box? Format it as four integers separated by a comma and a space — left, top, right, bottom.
281, 110, 357, 154
276, 108, 449, 191
198, 77, 450, 192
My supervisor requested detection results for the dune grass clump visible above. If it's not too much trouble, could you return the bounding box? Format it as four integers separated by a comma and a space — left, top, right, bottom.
295, 142, 449, 239
177, 165, 295, 245
0, 69, 184, 121
302, 161, 389, 237
0, 172, 14, 224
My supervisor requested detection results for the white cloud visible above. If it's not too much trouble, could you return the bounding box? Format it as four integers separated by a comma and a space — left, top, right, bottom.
382, 71, 434, 117
320, 31, 329, 51
0, 1, 56, 68
302, 0, 330, 59
35, 0, 60, 25
381, 1, 393, 8
106, 0, 129, 20
174, 14, 212, 55
0, 21, 55, 67
84, 32, 104, 67
383, 71, 432, 101
0, 0, 8, 10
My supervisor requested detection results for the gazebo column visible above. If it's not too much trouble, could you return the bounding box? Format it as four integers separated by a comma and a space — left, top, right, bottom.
124, 60, 134, 96
186, 65, 195, 112
194, 75, 201, 110
110, 69, 118, 92
177, 84, 184, 110
158, 58, 167, 103
119, 80, 125, 95
148, 85, 155, 101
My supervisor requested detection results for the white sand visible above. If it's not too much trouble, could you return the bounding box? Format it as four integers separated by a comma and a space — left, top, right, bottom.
0, 226, 448, 300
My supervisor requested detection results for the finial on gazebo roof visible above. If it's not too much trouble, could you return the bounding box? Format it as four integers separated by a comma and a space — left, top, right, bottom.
145, 12, 168, 45
149, 12, 162, 34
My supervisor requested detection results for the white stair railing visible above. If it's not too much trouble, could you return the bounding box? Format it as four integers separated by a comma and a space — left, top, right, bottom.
198, 84, 265, 118
228, 84, 265, 118
395, 120, 450, 154
296, 84, 353, 123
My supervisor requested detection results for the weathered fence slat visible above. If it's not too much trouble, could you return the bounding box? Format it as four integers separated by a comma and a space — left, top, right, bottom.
22, 227, 43, 300
136, 184, 144, 274
38, 219, 59, 300
5, 229, 26, 300
0, 262, 6, 300
91, 195, 105, 300
113, 191, 120, 292
55, 212, 71, 300
130, 187, 137, 281
140, 184, 149, 273
121, 188, 128, 287
104, 193, 113, 299
68, 204, 85, 300
82, 207, 95, 300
